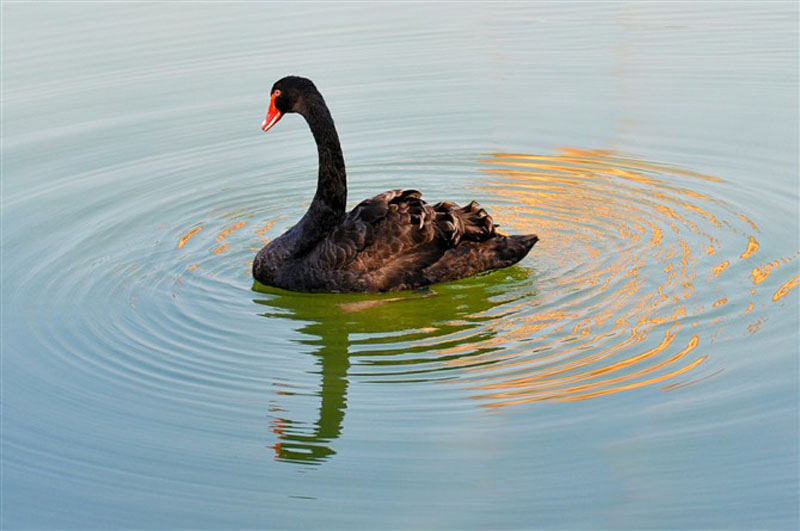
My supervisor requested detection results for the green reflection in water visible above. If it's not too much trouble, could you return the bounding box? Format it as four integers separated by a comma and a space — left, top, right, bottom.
252, 268, 534, 465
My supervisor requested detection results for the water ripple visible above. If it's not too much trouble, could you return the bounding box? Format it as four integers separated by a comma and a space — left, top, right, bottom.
164, 148, 798, 461
6, 141, 797, 467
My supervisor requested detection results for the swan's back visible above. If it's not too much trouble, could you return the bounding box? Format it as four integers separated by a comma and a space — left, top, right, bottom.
257, 189, 537, 292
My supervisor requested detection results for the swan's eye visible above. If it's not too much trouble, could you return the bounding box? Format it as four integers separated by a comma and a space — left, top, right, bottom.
273, 89, 281, 98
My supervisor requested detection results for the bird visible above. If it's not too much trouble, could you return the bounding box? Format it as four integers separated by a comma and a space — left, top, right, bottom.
253, 76, 538, 293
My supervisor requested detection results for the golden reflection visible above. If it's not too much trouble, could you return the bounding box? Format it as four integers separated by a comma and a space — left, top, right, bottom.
255, 220, 278, 242
740, 236, 759, 259
463, 149, 795, 407
712, 261, 730, 277
772, 274, 800, 302
737, 213, 759, 232
217, 220, 247, 241
177, 226, 202, 248
650, 225, 663, 246
752, 260, 780, 284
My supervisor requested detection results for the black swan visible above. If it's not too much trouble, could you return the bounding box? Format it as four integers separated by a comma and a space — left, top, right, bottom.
253, 76, 538, 293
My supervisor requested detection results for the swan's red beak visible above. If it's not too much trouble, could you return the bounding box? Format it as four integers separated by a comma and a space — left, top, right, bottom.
261, 92, 282, 132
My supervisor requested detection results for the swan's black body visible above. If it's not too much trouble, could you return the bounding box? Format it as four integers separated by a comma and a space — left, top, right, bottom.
253, 76, 538, 293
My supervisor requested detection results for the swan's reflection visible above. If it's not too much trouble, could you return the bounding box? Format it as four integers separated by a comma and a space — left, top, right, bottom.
252, 270, 529, 465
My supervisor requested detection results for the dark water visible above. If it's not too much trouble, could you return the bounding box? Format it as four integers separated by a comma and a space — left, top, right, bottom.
2, 3, 798, 529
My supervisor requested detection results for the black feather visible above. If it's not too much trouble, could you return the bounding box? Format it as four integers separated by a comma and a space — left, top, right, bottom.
253, 77, 538, 293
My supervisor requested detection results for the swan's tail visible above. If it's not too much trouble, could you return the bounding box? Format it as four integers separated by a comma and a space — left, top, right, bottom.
495, 234, 539, 266
507, 234, 540, 257
422, 232, 538, 285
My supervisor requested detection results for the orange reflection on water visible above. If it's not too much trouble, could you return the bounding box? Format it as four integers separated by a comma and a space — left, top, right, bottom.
256, 220, 279, 242
177, 227, 203, 248
752, 261, 780, 284
712, 261, 730, 277
740, 236, 759, 259
481, 333, 702, 406
217, 221, 248, 241
737, 213, 759, 232
650, 225, 664, 246
463, 149, 790, 407
772, 274, 800, 302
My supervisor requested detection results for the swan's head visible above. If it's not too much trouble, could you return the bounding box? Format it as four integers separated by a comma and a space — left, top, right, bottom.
261, 76, 318, 132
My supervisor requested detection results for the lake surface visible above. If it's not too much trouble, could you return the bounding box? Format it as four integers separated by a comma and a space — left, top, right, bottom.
2, 2, 798, 529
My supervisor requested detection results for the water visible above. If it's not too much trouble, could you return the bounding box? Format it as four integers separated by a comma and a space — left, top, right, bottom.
2, 2, 798, 529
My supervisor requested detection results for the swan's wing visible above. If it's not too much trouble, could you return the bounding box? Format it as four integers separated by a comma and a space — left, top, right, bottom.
306, 189, 505, 289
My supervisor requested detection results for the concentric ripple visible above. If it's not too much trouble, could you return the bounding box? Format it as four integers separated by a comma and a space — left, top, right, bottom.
6, 134, 795, 467
4, 2, 797, 527
164, 148, 799, 462
458, 149, 798, 405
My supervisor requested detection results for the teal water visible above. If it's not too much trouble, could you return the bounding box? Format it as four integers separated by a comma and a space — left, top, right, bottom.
2, 2, 798, 529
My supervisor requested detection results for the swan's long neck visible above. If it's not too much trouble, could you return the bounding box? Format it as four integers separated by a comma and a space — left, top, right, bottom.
303, 92, 347, 218
283, 92, 346, 258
